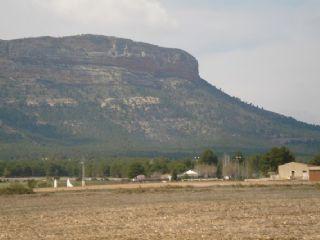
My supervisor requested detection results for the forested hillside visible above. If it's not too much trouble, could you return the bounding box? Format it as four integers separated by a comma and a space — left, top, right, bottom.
0, 35, 320, 159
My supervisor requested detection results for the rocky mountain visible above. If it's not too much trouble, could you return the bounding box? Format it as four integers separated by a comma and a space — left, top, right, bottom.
0, 34, 319, 158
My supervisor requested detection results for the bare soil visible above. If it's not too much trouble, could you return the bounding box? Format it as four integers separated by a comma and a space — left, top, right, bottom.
1, 184, 320, 240
33, 179, 314, 193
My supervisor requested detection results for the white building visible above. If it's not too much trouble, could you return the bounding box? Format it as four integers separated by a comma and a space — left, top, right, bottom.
278, 162, 309, 180
183, 170, 199, 178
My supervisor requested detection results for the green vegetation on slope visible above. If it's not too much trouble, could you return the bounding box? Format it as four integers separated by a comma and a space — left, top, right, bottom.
0, 35, 320, 158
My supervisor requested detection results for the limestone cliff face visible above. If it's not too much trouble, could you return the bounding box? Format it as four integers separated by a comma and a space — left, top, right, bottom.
0, 35, 320, 157
0, 35, 199, 81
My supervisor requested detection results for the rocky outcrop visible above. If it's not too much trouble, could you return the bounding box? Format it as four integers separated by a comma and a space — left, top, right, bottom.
0, 35, 199, 81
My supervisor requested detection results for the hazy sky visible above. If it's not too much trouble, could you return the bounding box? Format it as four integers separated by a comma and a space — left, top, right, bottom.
0, 0, 319, 124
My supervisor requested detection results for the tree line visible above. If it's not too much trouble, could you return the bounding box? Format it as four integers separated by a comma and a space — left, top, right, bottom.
1, 147, 319, 179
0, 158, 194, 179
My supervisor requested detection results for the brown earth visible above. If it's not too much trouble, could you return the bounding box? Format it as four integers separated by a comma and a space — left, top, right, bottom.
34, 180, 314, 193
1, 183, 320, 240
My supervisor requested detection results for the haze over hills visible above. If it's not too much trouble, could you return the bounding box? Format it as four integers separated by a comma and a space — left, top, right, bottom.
0, 34, 319, 159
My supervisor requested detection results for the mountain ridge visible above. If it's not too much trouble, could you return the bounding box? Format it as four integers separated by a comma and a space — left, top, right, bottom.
0, 34, 319, 159
0, 34, 199, 81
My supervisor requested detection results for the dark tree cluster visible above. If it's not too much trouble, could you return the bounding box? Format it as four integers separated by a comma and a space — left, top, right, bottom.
0, 158, 194, 179
259, 147, 295, 175
309, 154, 320, 166
1, 147, 318, 180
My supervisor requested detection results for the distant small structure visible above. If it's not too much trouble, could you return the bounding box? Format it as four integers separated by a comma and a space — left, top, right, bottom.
278, 162, 318, 181
161, 174, 172, 182
309, 166, 320, 181
268, 172, 279, 180
278, 162, 309, 180
133, 175, 146, 182
66, 178, 74, 187
183, 170, 199, 178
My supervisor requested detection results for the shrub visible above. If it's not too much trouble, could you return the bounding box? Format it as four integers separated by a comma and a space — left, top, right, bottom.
27, 179, 37, 189
0, 183, 34, 195
199, 149, 218, 165
127, 162, 145, 179
171, 169, 178, 181
37, 180, 53, 188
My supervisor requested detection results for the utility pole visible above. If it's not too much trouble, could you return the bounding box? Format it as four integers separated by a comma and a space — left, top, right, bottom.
81, 161, 85, 187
